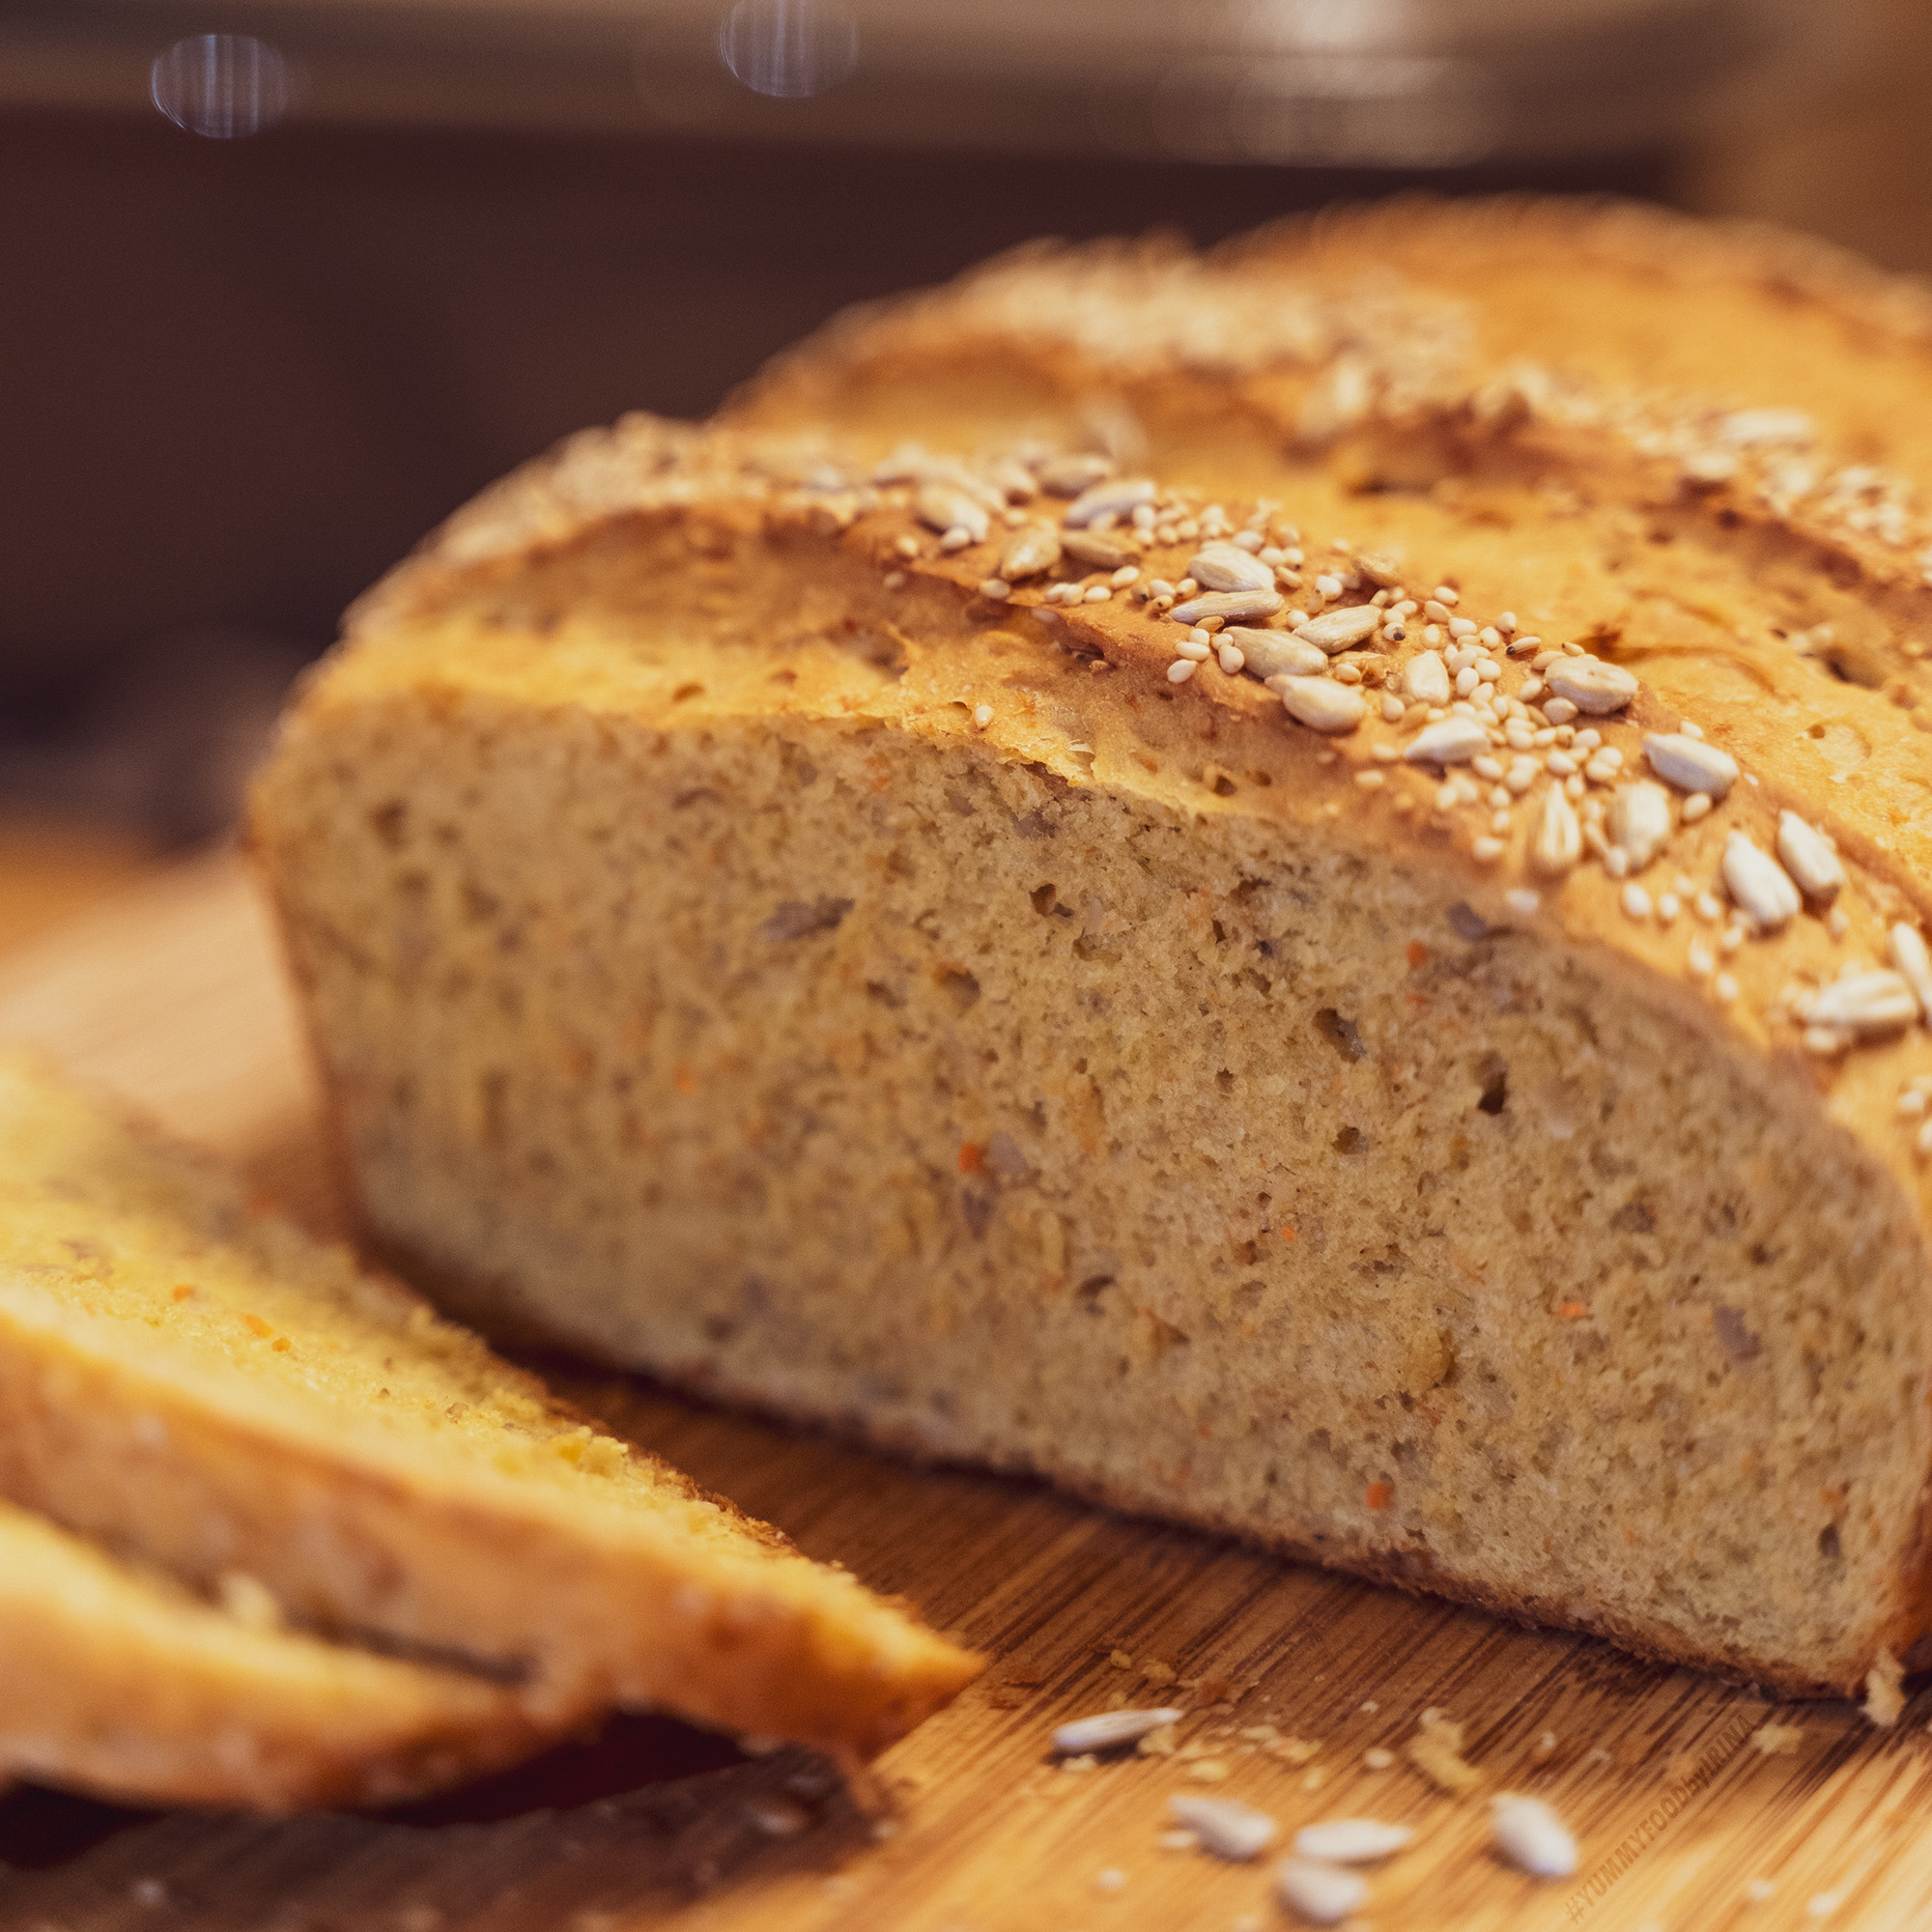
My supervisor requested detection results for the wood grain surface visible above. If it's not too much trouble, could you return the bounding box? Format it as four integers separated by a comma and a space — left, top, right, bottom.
2, 848, 1931, 1932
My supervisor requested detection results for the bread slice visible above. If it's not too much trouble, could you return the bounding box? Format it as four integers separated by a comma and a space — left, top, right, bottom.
0, 1497, 565, 1810
0, 1056, 980, 1758
249, 261, 1932, 1696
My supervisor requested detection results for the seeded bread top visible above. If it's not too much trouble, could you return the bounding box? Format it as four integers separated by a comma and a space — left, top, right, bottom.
327, 402, 1932, 1235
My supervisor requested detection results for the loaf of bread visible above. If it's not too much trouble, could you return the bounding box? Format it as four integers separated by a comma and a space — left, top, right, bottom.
0, 1056, 979, 1763
252, 204, 1932, 1701
0, 1497, 562, 1810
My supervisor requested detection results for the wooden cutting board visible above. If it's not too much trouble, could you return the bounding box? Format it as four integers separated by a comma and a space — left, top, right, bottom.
2, 847, 1930, 1932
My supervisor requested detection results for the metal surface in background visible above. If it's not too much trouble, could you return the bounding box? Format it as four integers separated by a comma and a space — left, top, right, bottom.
0, 0, 1852, 161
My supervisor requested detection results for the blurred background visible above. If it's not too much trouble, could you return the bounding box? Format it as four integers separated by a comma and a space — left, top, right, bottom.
0, 0, 1925, 913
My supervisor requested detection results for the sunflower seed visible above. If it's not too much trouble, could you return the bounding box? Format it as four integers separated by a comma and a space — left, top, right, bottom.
1295, 605, 1382, 654
1064, 477, 1156, 527
1644, 733, 1739, 798
1051, 1708, 1184, 1754
1543, 656, 1639, 714
1276, 1859, 1369, 1925
1282, 679, 1366, 734
1168, 1795, 1278, 1861
1062, 530, 1131, 571
913, 485, 988, 544
1404, 649, 1451, 706
1492, 1795, 1577, 1878
1776, 811, 1844, 902
1531, 785, 1582, 876
1292, 1820, 1413, 1864
1037, 454, 1113, 497
998, 526, 1062, 581
1723, 831, 1802, 931
1803, 971, 1918, 1038
1236, 630, 1329, 679
1406, 718, 1492, 766
1188, 542, 1275, 593
1888, 924, 1932, 1020
1172, 587, 1284, 626
1607, 781, 1673, 871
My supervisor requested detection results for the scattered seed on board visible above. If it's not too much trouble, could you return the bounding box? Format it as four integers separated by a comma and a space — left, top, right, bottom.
1777, 811, 1845, 902
1281, 679, 1367, 734
1607, 781, 1673, 872
1276, 1859, 1369, 1926
1723, 832, 1803, 933
1188, 542, 1275, 593
1295, 605, 1381, 654
1491, 1795, 1577, 1878
1172, 587, 1285, 627
1406, 718, 1492, 767
1293, 1819, 1414, 1864
1405, 649, 1452, 706
1889, 924, 1932, 1019
1051, 1708, 1184, 1754
1236, 629, 1329, 680
1645, 732, 1739, 798
1543, 656, 1639, 714
1168, 1794, 1279, 1861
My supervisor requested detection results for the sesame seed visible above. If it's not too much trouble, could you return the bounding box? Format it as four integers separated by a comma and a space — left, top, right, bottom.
1472, 837, 1506, 863
1168, 660, 1197, 684
1380, 696, 1406, 723
1544, 697, 1579, 725
1362, 1747, 1396, 1770
980, 578, 1010, 599
1355, 770, 1385, 789
1623, 884, 1653, 921
1176, 638, 1211, 662
895, 534, 921, 559
1689, 939, 1716, 979
1682, 793, 1714, 823
883, 570, 906, 589
1217, 641, 1245, 674
1449, 617, 1477, 639
973, 704, 993, 728
1829, 908, 1851, 938
1659, 895, 1681, 923
1506, 888, 1541, 915
1497, 611, 1518, 633
1084, 585, 1111, 603
1716, 972, 1739, 1002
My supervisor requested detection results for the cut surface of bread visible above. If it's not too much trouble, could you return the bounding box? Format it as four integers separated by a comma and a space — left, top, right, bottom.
0, 1056, 980, 1757
249, 380, 1932, 1698
0, 1498, 559, 1811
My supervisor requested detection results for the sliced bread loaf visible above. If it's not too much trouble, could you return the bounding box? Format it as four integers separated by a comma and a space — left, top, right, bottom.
0, 1056, 980, 1758
248, 385, 1932, 1699
0, 1498, 563, 1810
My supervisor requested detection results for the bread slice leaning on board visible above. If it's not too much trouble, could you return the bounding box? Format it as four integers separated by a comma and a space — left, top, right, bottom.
0, 1497, 563, 1810
0, 1056, 980, 1765
250, 206, 1932, 1702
